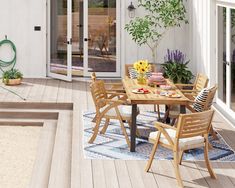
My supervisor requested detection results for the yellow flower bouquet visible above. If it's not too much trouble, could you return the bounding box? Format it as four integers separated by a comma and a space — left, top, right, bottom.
133, 60, 150, 84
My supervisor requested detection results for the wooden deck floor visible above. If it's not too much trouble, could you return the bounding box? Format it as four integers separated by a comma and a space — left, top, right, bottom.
0, 78, 235, 188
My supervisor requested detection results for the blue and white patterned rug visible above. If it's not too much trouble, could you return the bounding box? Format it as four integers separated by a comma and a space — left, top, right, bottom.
83, 111, 235, 161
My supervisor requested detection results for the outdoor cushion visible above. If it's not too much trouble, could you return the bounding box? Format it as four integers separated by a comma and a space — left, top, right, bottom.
169, 105, 180, 117
100, 105, 139, 119
193, 87, 211, 112
149, 129, 205, 149
128, 67, 152, 79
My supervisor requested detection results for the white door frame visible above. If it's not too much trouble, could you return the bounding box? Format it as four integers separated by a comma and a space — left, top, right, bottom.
83, 0, 121, 78
47, 0, 72, 81
216, 2, 235, 117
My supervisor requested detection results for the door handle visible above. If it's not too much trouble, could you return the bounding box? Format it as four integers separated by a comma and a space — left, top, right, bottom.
84, 38, 91, 42
223, 61, 230, 66
67, 38, 72, 45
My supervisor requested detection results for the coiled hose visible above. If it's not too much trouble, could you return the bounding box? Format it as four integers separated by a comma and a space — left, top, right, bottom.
0, 38, 16, 72
0, 38, 25, 100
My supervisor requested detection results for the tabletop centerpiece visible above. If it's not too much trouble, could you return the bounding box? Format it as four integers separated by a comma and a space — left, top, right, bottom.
133, 60, 150, 85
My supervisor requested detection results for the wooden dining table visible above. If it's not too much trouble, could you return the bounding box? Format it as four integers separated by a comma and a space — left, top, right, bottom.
122, 78, 190, 152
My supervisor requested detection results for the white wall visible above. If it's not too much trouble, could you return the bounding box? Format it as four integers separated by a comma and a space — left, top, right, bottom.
0, 0, 190, 78
0, 0, 47, 78
187, 0, 216, 85
122, 0, 190, 75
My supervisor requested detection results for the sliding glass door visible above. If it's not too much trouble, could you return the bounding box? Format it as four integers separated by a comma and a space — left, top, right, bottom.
48, 0, 120, 79
217, 5, 235, 114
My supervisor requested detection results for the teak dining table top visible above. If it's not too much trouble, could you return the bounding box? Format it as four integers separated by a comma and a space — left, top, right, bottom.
122, 78, 189, 105
122, 77, 190, 152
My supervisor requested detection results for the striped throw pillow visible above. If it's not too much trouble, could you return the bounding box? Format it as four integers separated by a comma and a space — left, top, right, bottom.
193, 88, 210, 112
128, 67, 138, 79
128, 67, 152, 79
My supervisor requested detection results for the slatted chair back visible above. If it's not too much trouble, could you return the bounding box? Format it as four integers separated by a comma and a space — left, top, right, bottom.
194, 73, 209, 91
90, 80, 107, 112
176, 110, 214, 139
125, 64, 157, 78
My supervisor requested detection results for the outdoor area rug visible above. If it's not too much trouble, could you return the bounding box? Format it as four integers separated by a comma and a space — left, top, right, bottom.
83, 111, 235, 161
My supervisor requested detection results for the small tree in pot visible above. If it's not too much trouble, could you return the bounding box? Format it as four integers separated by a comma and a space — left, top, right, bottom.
125, 0, 188, 64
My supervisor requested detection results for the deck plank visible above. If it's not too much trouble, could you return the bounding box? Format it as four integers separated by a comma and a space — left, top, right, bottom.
48, 111, 72, 188
29, 121, 57, 188
1, 79, 235, 188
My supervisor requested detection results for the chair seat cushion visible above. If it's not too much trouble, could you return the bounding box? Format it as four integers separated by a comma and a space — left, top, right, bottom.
149, 129, 205, 149
169, 105, 180, 118
101, 105, 139, 119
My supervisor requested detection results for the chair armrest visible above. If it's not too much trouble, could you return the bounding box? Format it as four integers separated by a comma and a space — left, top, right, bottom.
106, 91, 126, 95
155, 122, 176, 130
181, 89, 199, 93
154, 122, 175, 146
187, 100, 204, 105
106, 92, 127, 101
105, 82, 123, 86
175, 83, 194, 87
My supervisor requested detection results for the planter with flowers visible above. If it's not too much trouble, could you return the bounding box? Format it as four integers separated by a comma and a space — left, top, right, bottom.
162, 49, 193, 84
2, 68, 23, 86
133, 60, 150, 85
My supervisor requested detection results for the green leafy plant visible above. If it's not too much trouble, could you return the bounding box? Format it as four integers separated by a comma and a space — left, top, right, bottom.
162, 49, 193, 83
125, 0, 188, 63
2, 68, 23, 84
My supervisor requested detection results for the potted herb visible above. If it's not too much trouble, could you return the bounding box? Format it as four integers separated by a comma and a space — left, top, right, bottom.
162, 49, 193, 84
2, 68, 23, 85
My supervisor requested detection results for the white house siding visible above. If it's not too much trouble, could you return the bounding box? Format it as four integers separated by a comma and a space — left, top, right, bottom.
0, 0, 190, 78
0, 0, 47, 78
187, 0, 217, 85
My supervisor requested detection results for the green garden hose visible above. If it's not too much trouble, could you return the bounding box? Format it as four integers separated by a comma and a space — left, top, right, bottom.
0, 38, 16, 72
0, 37, 26, 100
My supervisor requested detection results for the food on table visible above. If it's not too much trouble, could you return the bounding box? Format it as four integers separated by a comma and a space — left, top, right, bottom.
132, 88, 150, 94
160, 84, 172, 90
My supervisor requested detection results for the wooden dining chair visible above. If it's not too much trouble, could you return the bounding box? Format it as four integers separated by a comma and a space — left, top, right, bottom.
88, 79, 139, 147
145, 110, 217, 187
175, 73, 209, 100
166, 85, 218, 139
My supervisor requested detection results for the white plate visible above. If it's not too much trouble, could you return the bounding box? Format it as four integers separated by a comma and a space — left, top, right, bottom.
132, 89, 149, 94
166, 94, 181, 98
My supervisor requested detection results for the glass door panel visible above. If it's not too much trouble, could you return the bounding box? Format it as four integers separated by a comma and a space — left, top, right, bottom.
49, 0, 72, 81
84, 0, 119, 77
231, 9, 235, 111
72, 0, 84, 77
217, 5, 235, 114
218, 6, 227, 103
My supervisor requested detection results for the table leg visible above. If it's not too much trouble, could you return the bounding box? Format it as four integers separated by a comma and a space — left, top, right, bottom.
131, 104, 137, 152
180, 105, 186, 114
165, 105, 170, 124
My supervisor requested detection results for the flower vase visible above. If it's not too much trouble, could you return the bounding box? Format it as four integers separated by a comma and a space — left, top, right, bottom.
137, 73, 147, 85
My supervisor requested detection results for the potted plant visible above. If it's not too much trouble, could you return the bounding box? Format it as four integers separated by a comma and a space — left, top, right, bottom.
2, 68, 23, 85
162, 49, 193, 84
125, 0, 188, 64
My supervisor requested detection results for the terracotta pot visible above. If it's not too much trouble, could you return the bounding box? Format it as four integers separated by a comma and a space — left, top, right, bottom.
3, 78, 22, 86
